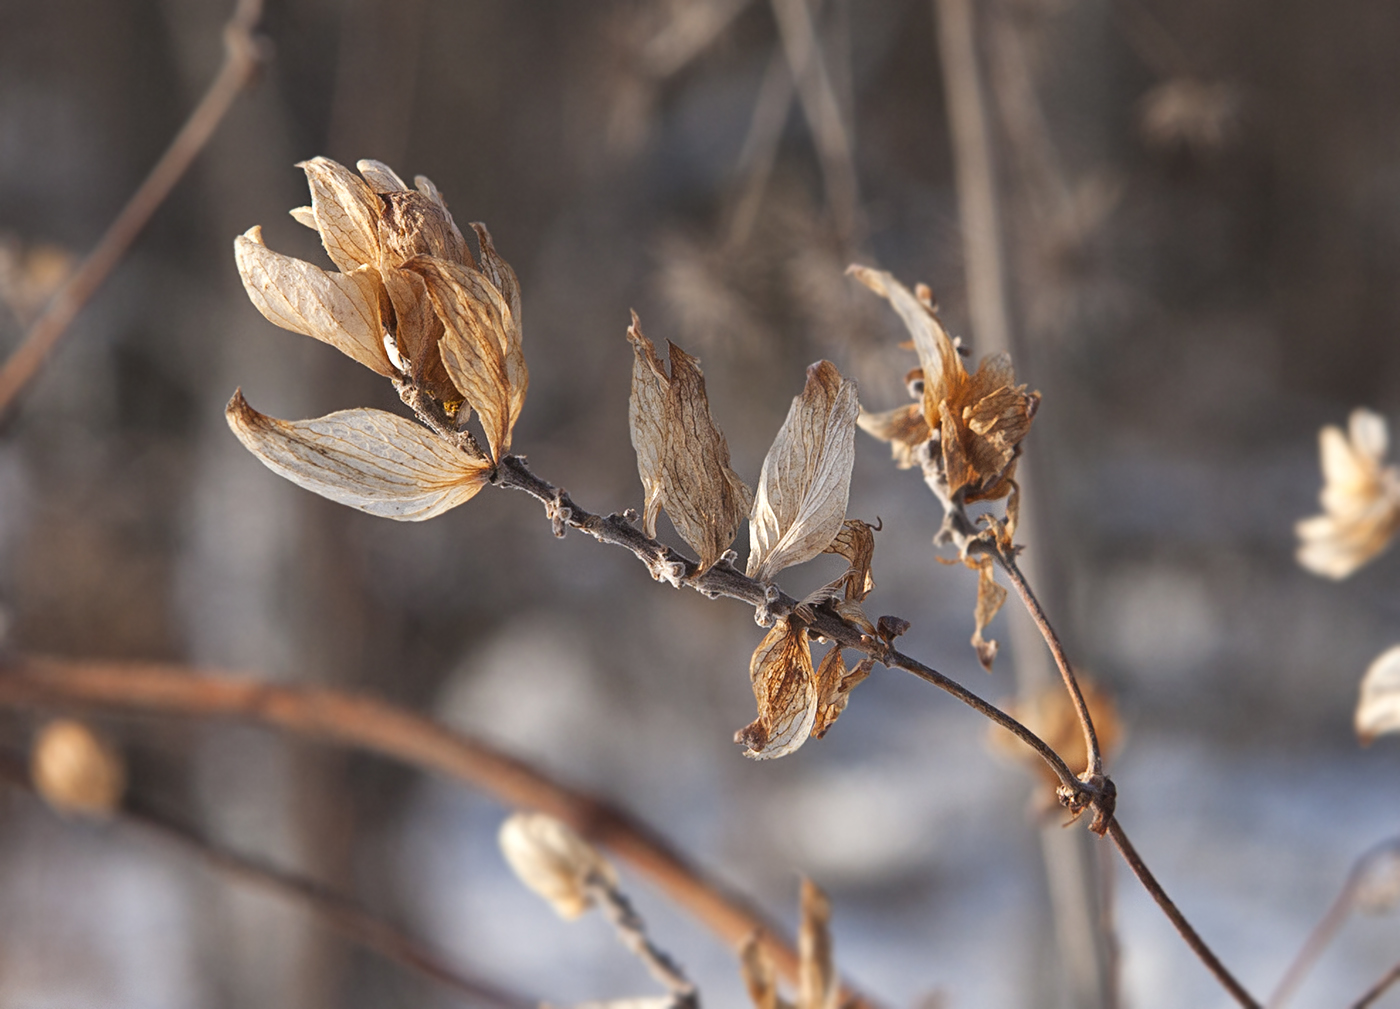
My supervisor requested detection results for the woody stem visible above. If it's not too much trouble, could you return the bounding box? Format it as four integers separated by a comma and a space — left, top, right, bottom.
993, 544, 1102, 779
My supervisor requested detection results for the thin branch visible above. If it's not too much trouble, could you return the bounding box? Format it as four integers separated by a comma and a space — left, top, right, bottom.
1351, 962, 1400, 1009
0, 653, 878, 1009
994, 545, 1102, 778
0, 754, 531, 1009
1106, 819, 1261, 1009
491, 454, 1103, 812
588, 875, 698, 1009
0, 0, 266, 422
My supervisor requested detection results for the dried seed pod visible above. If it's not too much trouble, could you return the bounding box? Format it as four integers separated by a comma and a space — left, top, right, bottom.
31, 719, 125, 819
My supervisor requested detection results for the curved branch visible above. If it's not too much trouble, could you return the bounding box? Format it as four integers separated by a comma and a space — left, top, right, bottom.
1106, 819, 1260, 1009
0, 0, 266, 421
994, 545, 1102, 777
0, 654, 878, 1009
0, 753, 531, 1008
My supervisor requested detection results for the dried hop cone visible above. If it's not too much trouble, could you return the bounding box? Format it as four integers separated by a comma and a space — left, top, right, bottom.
498, 812, 617, 920
228, 158, 527, 520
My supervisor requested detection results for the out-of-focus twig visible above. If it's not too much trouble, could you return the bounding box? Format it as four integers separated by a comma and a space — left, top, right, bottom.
643, 0, 756, 78
1106, 820, 1261, 1009
0, 0, 266, 422
768, 0, 862, 243
0, 653, 881, 1009
0, 753, 531, 1009
1351, 962, 1400, 1009
1267, 836, 1400, 1009
724, 45, 795, 247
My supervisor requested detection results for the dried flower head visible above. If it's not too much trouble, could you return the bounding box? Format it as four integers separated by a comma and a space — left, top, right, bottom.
848, 266, 1038, 505
228, 158, 527, 520
1296, 408, 1400, 579
30, 718, 126, 818
498, 811, 617, 920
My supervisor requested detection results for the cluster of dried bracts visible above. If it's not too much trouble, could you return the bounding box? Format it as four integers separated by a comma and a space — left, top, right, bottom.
226, 158, 1043, 761
228, 157, 525, 519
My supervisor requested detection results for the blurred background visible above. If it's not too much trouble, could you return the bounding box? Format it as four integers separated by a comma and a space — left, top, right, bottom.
1, 0, 1400, 1006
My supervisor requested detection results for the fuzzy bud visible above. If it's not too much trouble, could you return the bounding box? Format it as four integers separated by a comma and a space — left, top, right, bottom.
498, 812, 617, 920
30, 719, 126, 818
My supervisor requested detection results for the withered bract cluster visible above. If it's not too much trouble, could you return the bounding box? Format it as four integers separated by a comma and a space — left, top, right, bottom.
227, 157, 526, 520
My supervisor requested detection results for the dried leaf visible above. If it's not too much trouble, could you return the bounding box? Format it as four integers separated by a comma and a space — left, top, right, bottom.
735, 619, 817, 760
1357, 645, 1400, 744
297, 156, 382, 273
663, 342, 753, 571
379, 264, 460, 404
627, 314, 669, 537
747, 361, 859, 583
739, 933, 785, 1009
970, 557, 1008, 672
234, 227, 394, 377
30, 719, 125, 819
856, 403, 929, 469
812, 648, 873, 740
798, 878, 838, 1009
411, 257, 517, 461
226, 391, 492, 521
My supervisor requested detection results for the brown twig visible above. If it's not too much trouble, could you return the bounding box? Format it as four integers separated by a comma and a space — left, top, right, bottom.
994, 545, 1102, 779
0, 753, 531, 1009
588, 874, 698, 1009
492, 454, 1102, 811
1106, 819, 1261, 1009
0, 653, 878, 1009
1351, 962, 1400, 1009
0, 0, 266, 422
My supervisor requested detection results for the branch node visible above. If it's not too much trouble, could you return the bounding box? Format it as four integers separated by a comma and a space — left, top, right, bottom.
547, 491, 572, 538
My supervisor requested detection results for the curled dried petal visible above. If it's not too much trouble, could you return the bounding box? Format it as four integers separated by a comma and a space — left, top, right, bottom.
969, 556, 1008, 672
857, 403, 930, 470
411, 257, 517, 461
735, 619, 817, 760
748, 361, 859, 583
235, 227, 394, 377
1298, 409, 1400, 579
226, 392, 492, 521
378, 190, 471, 268
739, 933, 784, 1009
811, 648, 873, 740
823, 518, 877, 602
356, 158, 410, 193
298, 156, 382, 272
